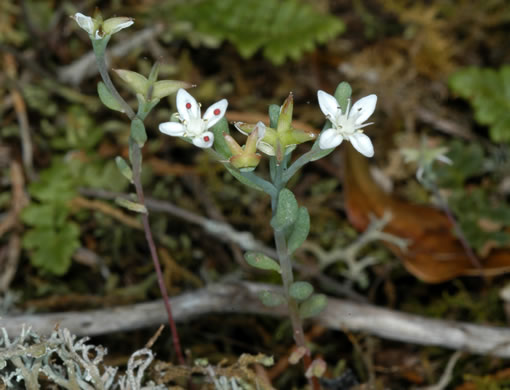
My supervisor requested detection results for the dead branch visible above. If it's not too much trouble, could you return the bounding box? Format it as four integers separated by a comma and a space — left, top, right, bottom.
2, 282, 510, 358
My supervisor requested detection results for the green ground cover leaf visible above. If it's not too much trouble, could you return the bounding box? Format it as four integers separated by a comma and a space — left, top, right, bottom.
449, 65, 510, 142
173, 0, 345, 65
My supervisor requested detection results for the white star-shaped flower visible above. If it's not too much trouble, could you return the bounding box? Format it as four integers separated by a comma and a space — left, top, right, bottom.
317, 90, 377, 157
159, 89, 228, 148
72, 13, 134, 40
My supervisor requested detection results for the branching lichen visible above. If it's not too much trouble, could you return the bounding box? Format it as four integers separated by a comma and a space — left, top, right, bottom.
0, 326, 164, 390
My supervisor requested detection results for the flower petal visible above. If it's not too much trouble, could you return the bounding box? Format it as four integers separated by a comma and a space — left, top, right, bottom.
317, 90, 341, 120
159, 122, 186, 136
255, 121, 266, 141
103, 17, 134, 35
73, 13, 95, 34
192, 132, 214, 148
258, 141, 276, 156
350, 94, 377, 125
319, 128, 343, 150
349, 133, 374, 157
176, 89, 200, 122
203, 99, 228, 128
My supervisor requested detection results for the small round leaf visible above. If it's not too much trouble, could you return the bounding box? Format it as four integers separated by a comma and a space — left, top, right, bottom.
271, 189, 299, 230
131, 118, 147, 147
299, 294, 327, 319
258, 290, 285, 307
289, 281, 314, 301
244, 252, 281, 273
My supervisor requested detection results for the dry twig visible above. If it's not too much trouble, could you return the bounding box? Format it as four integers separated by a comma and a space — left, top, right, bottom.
3, 282, 510, 358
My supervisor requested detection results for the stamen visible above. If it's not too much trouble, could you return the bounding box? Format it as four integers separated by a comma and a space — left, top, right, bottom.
186, 102, 192, 109
214, 108, 221, 115
204, 136, 210, 142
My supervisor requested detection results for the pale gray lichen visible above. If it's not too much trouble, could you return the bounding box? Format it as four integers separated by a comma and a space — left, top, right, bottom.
0, 326, 164, 390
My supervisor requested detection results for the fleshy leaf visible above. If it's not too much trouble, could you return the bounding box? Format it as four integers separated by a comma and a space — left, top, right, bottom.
334, 81, 352, 113
131, 118, 147, 147
115, 197, 148, 213
289, 281, 314, 301
271, 188, 299, 230
224, 164, 263, 192
299, 294, 327, 319
258, 290, 286, 307
115, 156, 133, 182
244, 252, 281, 273
211, 117, 232, 158
287, 207, 310, 254
97, 82, 124, 113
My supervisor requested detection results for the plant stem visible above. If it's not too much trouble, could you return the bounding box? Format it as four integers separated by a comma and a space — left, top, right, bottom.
92, 40, 184, 364
92, 39, 136, 120
283, 150, 313, 183
272, 161, 320, 390
131, 152, 185, 364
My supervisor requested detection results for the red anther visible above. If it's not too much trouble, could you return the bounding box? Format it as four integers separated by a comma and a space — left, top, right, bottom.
186, 103, 192, 109
214, 108, 221, 115
204, 136, 210, 142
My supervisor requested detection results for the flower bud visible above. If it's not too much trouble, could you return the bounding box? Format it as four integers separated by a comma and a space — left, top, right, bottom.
224, 128, 262, 171
114, 69, 149, 96
152, 80, 191, 100
277, 93, 294, 133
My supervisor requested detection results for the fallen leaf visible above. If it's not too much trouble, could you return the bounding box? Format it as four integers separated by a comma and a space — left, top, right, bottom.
343, 144, 510, 283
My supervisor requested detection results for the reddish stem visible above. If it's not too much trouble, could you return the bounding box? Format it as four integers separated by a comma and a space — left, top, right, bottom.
133, 161, 185, 365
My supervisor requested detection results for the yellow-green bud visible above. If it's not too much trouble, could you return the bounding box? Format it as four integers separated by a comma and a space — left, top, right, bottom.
277, 93, 294, 133
152, 80, 191, 100
114, 69, 149, 96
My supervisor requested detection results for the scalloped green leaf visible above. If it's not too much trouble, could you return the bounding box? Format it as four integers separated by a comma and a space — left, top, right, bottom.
449, 65, 510, 143
173, 0, 345, 65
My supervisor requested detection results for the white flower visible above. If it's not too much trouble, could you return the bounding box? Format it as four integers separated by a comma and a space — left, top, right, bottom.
73, 13, 95, 35
72, 13, 134, 40
159, 89, 228, 148
317, 90, 377, 157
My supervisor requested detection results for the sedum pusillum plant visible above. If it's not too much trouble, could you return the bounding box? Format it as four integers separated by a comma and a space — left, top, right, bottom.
72, 9, 378, 386
159, 83, 377, 386
72, 10, 188, 364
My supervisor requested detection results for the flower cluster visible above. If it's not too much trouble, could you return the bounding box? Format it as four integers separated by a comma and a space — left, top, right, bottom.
158, 88, 378, 166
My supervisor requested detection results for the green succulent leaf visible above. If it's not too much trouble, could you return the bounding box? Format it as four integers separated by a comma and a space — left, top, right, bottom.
271, 188, 299, 230
115, 156, 133, 182
287, 206, 310, 254
334, 81, 352, 113
97, 81, 124, 113
299, 294, 327, 319
289, 281, 314, 301
244, 252, 281, 273
211, 117, 232, 158
258, 290, 286, 307
269, 104, 280, 128
131, 118, 147, 147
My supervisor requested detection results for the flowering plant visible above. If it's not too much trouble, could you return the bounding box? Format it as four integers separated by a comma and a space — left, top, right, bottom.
72, 10, 377, 388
